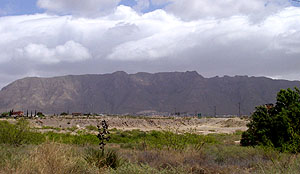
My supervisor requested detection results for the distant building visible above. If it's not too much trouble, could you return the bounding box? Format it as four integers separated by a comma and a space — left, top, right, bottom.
12, 111, 24, 117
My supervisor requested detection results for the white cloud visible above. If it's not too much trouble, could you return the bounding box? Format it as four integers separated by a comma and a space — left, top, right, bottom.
37, 0, 121, 16
162, 0, 290, 20
18, 41, 91, 64
0, 5, 299, 63
0, 3, 300, 87
262, 7, 300, 54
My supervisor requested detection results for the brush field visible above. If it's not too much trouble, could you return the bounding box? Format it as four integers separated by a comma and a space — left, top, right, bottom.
0, 116, 299, 174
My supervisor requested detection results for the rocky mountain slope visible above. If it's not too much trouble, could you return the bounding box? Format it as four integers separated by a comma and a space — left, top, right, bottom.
0, 71, 299, 115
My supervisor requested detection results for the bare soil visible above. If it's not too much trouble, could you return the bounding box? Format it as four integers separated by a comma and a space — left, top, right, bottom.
2, 116, 249, 134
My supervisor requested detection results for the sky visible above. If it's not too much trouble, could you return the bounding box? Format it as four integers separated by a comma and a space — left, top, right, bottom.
0, 0, 300, 88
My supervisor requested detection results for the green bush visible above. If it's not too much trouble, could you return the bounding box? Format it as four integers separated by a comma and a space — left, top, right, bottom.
86, 125, 98, 131
241, 87, 300, 152
84, 147, 121, 169
36, 112, 45, 117
0, 119, 44, 146
44, 132, 99, 145
60, 112, 68, 116
1, 112, 9, 117
67, 126, 78, 132
110, 129, 218, 151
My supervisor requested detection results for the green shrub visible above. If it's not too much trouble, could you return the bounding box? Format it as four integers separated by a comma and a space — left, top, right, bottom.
84, 147, 121, 169
110, 129, 219, 151
1, 112, 9, 117
0, 119, 44, 146
67, 126, 78, 132
44, 132, 99, 145
60, 112, 68, 116
86, 125, 98, 131
241, 87, 300, 152
36, 112, 45, 117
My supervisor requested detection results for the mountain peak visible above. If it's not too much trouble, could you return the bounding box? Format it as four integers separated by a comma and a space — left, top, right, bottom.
0, 72, 299, 115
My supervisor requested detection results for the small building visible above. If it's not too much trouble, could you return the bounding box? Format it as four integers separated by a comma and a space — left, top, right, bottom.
12, 111, 24, 117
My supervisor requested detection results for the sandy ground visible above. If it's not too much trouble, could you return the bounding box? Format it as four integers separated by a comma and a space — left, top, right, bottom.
1, 116, 249, 135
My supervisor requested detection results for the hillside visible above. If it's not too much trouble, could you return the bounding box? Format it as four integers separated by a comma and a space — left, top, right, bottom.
0, 71, 299, 115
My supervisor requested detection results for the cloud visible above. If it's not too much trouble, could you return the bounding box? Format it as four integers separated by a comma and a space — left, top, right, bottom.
0, 3, 300, 88
108, 6, 300, 62
162, 0, 291, 21
37, 0, 121, 16
18, 41, 91, 64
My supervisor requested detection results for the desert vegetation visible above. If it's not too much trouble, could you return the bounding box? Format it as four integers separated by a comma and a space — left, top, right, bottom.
1, 87, 300, 173
0, 118, 300, 174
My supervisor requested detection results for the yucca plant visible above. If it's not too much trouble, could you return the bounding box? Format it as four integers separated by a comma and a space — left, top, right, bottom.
84, 120, 120, 169
97, 120, 110, 154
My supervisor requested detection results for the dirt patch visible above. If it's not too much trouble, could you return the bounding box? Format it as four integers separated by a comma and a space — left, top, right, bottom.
220, 118, 249, 128
14, 116, 249, 135
1, 117, 249, 134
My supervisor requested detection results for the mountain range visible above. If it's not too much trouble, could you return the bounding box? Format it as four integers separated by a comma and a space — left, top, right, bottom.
0, 71, 299, 115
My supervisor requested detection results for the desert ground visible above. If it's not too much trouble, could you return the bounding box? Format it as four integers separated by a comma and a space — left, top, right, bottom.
1, 116, 249, 135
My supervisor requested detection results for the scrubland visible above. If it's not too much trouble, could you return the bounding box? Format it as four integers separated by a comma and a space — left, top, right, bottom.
1, 118, 299, 174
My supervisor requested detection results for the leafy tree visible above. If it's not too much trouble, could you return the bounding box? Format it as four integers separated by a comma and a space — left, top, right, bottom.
60, 112, 68, 116
36, 112, 45, 117
241, 87, 300, 153
1, 112, 9, 117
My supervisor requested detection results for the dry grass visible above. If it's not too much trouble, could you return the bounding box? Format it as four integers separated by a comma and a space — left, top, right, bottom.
117, 144, 294, 174
119, 147, 249, 173
2, 142, 300, 174
1, 142, 100, 174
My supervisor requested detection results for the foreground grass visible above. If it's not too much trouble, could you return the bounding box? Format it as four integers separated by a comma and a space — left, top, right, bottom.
1, 119, 300, 173
1, 142, 300, 174
0, 142, 100, 174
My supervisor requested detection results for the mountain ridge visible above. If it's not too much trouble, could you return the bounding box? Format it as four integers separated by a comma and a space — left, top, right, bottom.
0, 71, 299, 115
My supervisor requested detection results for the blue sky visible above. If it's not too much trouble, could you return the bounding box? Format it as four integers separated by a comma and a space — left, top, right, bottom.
290, 0, 300, 5
0, 0, 299, 16
0, 0, 42, 16
0, 0, 171, 16
0, 0, 300, 87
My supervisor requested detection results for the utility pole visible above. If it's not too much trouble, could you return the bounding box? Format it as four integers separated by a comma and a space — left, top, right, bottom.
238, 102, 241, 117
214, 106, 217, 117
